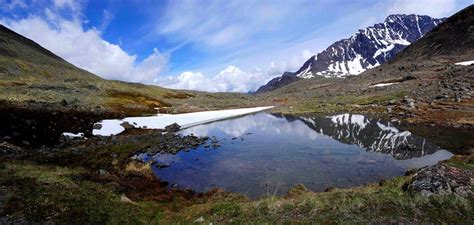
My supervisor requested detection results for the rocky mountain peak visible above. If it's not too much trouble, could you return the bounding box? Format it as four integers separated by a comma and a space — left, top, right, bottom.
256, 14, 445, 93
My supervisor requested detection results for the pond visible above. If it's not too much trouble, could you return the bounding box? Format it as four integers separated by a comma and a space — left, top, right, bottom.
138, 112, 453, 198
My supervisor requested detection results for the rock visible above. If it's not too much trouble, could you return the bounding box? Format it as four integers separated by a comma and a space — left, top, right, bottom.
435, 94, 448, 99
212, 143, 221, 148
324, 187, 336, 192
98, 169, 110, 177
387, 107, 393, 113
60, 99, 68, 106
194, 217, 205, 223
404, 164, 473, 197
120, 195, 135, 204
93, 123, 102, 129
120, 121, 134, 130
403, 75, 416, 80
165, 123, 181, 132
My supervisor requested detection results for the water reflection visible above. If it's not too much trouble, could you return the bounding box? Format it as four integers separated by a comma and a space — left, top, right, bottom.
297, 114, 441, 160
145, 113, 452, 198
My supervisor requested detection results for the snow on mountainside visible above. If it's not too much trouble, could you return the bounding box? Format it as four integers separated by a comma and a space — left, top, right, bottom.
256, 14, 445, 93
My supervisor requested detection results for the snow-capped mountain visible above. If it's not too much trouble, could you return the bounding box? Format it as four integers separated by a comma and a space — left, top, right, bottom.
256, 14, 445, 93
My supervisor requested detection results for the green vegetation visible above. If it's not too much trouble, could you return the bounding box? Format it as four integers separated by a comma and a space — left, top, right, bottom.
2, 146, 472, 224
161, 176, 473, 224
0, 161, 159, 224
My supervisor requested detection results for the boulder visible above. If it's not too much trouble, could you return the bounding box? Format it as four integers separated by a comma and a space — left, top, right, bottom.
404, 164, 473, 197
120, 121, 135, 130
165, 123, 181, 132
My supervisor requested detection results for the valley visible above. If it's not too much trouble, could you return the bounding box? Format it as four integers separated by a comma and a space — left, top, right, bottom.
0, 4, 473, 224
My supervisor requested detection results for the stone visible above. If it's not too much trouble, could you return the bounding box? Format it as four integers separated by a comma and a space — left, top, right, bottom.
60, 99, 68, 106
405, 164, 473, 197
120, 121, 135, 130
194, 217, 205, 223
120, 195, 135, 204
98, 169, 109, 177
165, 123, 181, 132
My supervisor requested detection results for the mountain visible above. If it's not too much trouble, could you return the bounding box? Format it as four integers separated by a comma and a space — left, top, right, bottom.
254, 72, 302, 93
0, 25, 254, 116
256, 14, 445, 93
261, 5, 474, 127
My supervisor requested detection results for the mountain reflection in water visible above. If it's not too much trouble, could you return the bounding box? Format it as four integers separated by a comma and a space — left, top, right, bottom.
141, 113, 452, 198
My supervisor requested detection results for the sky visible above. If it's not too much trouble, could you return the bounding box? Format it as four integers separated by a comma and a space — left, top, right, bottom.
0, 0, 472, 92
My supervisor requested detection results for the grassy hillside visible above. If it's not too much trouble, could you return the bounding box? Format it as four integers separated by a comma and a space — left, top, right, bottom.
0, 25, 255, 116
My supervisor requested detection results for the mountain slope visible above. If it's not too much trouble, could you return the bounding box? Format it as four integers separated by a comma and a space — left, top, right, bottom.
261, 5, 474, 126
256, 14, 444, 93
0, 25, 255, 116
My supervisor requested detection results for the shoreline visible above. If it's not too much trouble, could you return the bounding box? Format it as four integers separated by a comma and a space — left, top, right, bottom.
0, 104, 472, 223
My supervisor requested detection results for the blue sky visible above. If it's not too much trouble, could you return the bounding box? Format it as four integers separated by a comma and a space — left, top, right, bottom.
0, 0, 472, 92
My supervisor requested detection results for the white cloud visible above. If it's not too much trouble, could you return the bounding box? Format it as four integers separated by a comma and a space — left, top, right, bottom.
1, 12, 167, 84
387, 0, 456, 17
0, 0, 27, 11
156, 0, 305, 48
157, 48, 317, 93
132, 48, 168, 84
157, 65, 279, 93
99, 9, 114, 32
53, 0, 79, 10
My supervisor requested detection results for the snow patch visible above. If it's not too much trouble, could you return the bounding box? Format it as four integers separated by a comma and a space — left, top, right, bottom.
93, 106, 274, 136
296, 63, 314, 78
454, 60, 474, 66
371, 82, 398, 87
62, 132, 85, 138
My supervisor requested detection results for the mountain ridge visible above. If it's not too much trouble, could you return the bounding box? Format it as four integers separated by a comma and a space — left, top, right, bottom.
256, 14, 445, 93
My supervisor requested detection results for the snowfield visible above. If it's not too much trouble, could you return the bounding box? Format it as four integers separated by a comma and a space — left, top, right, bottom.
93, 106, 274, 136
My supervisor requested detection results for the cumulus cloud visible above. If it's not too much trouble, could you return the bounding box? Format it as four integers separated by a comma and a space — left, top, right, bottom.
387, 0, 457, 17
1, 12, 167, 84
156, 60, 301, 93
156, 48, 317, 93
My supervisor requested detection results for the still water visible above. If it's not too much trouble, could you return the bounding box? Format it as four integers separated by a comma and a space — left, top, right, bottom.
139, 113, 452, 198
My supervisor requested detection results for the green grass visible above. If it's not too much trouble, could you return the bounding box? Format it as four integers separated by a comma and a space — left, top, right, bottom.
163, 176, 473, 224
0, 161, 164, 224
